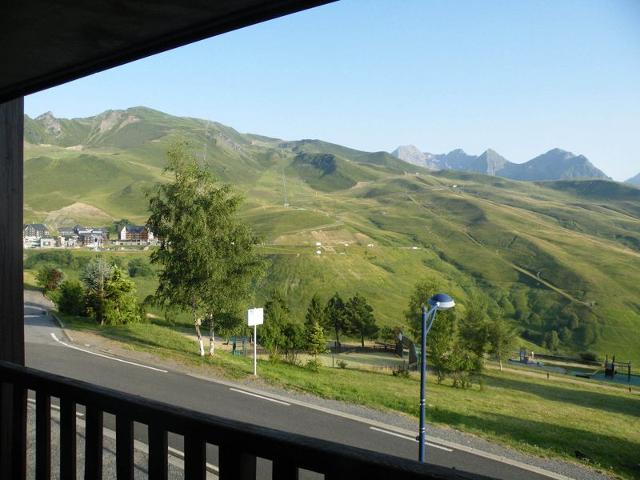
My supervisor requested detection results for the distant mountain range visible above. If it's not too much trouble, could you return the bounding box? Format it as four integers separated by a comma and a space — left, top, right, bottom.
626, 173, 640, 186
391, 145, 610, 182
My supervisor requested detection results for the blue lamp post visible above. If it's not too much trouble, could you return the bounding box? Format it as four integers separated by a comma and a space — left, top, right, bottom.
418, 293, 455, 463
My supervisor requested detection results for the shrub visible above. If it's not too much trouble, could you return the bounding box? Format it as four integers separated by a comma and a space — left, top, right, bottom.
127, 257, 154, 277
579, 351, 600, 362
55, 280, 85, 316
305, 359, 321, 372
337, 360, 348, 369
392, 365, 409, 378
36, 265, 64, 293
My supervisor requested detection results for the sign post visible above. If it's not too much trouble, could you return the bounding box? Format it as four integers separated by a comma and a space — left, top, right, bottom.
247, 308, 264, 376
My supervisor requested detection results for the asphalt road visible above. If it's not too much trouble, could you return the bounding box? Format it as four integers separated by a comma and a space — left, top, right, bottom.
24, 294, 559, 480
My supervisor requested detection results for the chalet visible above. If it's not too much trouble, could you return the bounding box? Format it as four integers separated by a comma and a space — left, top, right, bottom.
23, 223, 48, 239
22, 223, 50, 248
120, 225, 154, 242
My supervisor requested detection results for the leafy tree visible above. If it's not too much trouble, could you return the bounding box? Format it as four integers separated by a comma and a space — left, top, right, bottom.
323, 293, 347, 352
458, 292, 491, 363
488, 317, 516, 371
345, 294, 379, 347
112, 218, 130, 235
559, 326, 572, 343
82, 257, 114, 325
544, 330, 560, 351
55, 280, 85, 316
36, 265, 64, 293
146, 141, 263, 355
405, 280, 458, 383
127, 257, 154, 277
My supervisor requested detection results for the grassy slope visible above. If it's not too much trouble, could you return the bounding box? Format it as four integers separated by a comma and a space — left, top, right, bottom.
58, 316, 640, 479
22, 109, 640, 364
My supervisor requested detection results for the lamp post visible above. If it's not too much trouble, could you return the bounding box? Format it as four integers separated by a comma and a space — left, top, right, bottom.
419, 293, 455, 463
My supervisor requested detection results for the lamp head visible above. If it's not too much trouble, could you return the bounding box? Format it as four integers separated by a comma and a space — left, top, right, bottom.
428, 293, 455, 310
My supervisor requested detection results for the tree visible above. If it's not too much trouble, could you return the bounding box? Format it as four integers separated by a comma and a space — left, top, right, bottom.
112, 218, 130, 236
304, 294, 324, 331
55, 280, 85, 316
487, 317, 516, 371
146, 141, 263, 356
261, 291, 290, 358
82, 257, 114, 325
102, 267, 142, 325
82, 258, 142, 325
405, 280, 458, 383
458, 292, 491, 364
323, 293, 347, 352
345, 294, 379, 348
545, 330, 560, 351
127, 257, 154, 277
36, 265, 64, 293
305, 321, 327, 358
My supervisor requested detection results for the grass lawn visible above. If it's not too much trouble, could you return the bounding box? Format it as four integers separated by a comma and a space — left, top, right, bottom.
60, 315, 640, 479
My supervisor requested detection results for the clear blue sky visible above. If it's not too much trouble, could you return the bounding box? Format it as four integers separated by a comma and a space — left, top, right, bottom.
25, 0, 640, 180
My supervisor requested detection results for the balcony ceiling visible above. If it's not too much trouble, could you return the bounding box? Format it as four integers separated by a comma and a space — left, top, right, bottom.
0, 0, 332, 103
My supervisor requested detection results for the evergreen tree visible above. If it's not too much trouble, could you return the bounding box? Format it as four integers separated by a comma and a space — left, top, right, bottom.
146, 141, 263, 355
345, 294, 379, 348
55, 280, 85, 316
304, 294, 325, 331
261, 291, 290, 357
305, 321, 327, 358
82, 257, 114, 325
102, 267, 142, 325
323, 293, 347, 352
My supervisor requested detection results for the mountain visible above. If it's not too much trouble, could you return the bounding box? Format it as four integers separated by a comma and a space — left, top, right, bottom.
22, 107, 640, 364
626, 173, 640, 186
392, 145, 609, 181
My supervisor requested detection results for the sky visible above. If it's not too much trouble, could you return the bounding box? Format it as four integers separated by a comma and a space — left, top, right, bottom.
25, 0, 640, 180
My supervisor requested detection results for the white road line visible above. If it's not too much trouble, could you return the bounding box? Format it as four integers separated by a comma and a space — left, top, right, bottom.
369, 427, 453, 452
188, 373, 575, 480
50, 333, 168, 373
24, 314, 45, 318
229, 388, 291, 406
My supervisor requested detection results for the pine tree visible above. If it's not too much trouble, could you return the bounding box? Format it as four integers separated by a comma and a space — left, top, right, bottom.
345, 294, 378, 348
323, 293, 347, 352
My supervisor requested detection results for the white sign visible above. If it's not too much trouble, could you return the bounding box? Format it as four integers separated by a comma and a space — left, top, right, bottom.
247, 307, 264, 326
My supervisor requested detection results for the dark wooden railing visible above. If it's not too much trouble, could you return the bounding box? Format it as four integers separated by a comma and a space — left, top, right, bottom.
0, 361, 490, 479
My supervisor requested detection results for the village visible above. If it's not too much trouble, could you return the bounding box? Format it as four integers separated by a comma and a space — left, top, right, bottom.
22, 223, 156, 249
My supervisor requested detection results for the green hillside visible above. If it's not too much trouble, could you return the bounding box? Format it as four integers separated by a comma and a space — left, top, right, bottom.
23, 107, 640, 364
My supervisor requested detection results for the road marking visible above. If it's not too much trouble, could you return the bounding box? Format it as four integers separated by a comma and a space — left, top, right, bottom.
50, 333, 168, 373
229, 388, 290, 406
24, 314, 45, 318
188, 373, 576, 480
369, 427, 453, 452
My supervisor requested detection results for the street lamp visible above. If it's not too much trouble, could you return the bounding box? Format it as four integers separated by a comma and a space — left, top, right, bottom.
418, 293, 455, 463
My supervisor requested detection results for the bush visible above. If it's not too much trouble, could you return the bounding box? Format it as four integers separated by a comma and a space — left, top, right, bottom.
579, 351, 600, 362
55, 280, 85, 316
305, 359, 321, 372
392, 365, 409, 378
36, 265, 64, 293
337, 360, 348, 369
127, 257, 154, 277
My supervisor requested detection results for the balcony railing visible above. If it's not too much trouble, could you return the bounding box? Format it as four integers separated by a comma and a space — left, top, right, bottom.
0, 360, 489, 479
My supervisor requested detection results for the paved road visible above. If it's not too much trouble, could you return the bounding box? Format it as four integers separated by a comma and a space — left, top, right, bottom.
24, 292, 560, 479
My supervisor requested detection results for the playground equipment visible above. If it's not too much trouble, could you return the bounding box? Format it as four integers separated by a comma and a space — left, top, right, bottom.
394, 331, 418, 369
604, 354, 631, 382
